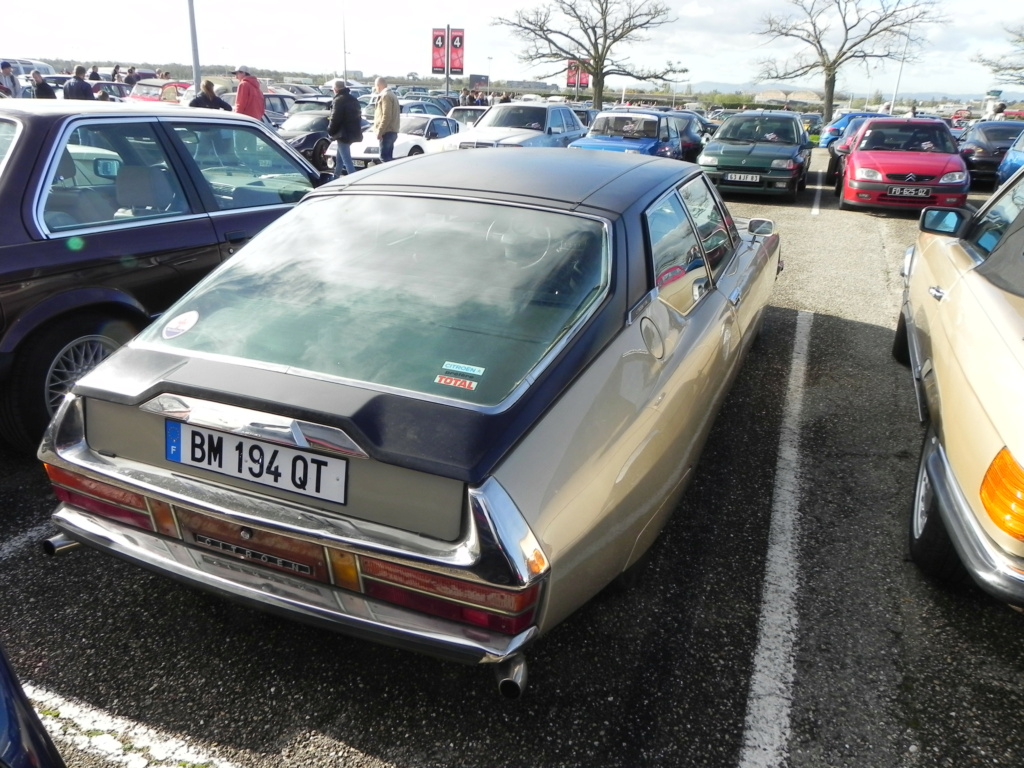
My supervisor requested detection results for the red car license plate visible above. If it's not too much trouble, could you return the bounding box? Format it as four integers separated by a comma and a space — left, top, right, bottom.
888, 186, 931, 197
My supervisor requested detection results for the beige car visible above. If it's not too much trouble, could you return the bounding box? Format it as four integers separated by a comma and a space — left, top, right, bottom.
40, 149, 782, 697
895, 164, 1024, 604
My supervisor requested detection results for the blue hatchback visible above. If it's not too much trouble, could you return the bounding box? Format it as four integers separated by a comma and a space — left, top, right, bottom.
996, 127, 1024, 186
818, 111, 888, 149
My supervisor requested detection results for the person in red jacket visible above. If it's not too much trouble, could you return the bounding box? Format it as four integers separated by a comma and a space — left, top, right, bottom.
231, 65, 264, 120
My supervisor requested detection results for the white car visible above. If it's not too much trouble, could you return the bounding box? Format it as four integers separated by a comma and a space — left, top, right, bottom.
433, 102, 586, 151
327, 114, 460, 169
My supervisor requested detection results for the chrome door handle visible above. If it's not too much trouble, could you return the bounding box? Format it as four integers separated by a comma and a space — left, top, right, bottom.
928, 286, 945, 300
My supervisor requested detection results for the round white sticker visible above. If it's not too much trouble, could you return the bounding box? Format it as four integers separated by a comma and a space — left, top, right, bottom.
162, 310, 199, 340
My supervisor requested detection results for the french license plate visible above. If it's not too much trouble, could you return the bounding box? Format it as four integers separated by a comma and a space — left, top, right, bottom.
165, 421, 348, 504
888, 186, 931, 197
725, 173, 760, 183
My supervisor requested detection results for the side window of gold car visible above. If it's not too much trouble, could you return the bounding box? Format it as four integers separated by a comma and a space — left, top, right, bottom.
681, 176, 736, 279
645, 192, 710, 315
968, 173, 1024, 257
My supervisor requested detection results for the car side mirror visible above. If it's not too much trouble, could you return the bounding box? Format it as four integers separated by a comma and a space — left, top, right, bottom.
747, 218, 775, 236
919, 206, 971, 237
94, 157, 122, 179
834, 143, 851, 156
547, 127, 553, 135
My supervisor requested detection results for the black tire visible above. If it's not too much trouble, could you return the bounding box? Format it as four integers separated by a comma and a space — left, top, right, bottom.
908, 426, 969, 584
0, 312, 138, 453
311, 139, 329, 171
788, 180, 800, 203
892, 310, 911, 366
407, 146, 424, 157
837, 177, 851, 210
825, 154, 838, 183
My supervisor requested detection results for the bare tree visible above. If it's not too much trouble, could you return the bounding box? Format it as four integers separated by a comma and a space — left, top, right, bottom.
756, 0, 947, 123
974, 27, 1024, 86
493, 0, 685, 108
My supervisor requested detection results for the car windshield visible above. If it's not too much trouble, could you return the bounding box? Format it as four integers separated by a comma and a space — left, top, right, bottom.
280, 114, 328, 131
399, 116, 431, 136
131, 83, 163, 99
716, 116, 799, 144
475, 106, 548, 131
137, 195, 610, 407
449, 108, 482, 127
857, 123, 957, 153
291, 100, 330, 113
589, 114, 659, 139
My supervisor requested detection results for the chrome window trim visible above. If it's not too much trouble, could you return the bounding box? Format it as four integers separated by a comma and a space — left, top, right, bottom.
32, 114, 200, 237
135, 196, 615, 416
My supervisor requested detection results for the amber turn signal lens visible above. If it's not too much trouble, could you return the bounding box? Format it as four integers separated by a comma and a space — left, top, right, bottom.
327, 549, 361, 592
980, 448, 1024, 540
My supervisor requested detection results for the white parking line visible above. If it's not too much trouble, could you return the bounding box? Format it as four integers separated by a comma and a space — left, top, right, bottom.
25, 683, 239, 768
737, 309, 812, 768
811, 170, 824, 215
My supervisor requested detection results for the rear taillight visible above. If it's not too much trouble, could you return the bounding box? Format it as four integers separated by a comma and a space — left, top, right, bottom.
44, 464, 155, 531
45, 465, 541, 635
980, 449, 1024, 540
361, 555, 538, 634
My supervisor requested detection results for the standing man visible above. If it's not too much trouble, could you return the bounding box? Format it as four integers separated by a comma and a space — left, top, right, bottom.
327, 79, 363, 177
30, 70, 56, 99
231, 65, 264, 120
372, 76, 400, 163
87, 65, 102, 81
0, 62, 20, 98
124, 66, 139, 86
63, 66, 96, 100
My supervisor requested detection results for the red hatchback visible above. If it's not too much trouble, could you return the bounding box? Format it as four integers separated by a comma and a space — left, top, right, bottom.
835, 118, 969, 211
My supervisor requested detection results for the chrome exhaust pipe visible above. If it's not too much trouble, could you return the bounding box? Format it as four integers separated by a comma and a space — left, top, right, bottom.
42, 534, 81, 556
494, 654, 528, 699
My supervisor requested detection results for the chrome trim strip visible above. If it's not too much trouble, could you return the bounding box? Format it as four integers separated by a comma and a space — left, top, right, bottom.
50, 506, 536, 664
927, 440, 1024, 605
139, 394, 369, 459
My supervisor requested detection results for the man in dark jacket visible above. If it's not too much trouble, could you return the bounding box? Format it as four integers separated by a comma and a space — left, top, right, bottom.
327, 80, 364, 178
30, 70, 56, 99
63, 66, 96, 100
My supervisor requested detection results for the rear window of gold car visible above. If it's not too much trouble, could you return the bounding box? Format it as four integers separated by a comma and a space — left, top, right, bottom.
138, 195, 609, 407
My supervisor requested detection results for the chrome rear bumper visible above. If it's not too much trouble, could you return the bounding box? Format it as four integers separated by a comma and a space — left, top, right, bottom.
928, 443, 1024, 606
51, 505, 536, 665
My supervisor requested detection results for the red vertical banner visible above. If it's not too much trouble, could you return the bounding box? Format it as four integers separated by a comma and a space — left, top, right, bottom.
567, 60, 578, 87
449, 29, 465, 75
579, 62, 590, 88
432, 29, 447, 75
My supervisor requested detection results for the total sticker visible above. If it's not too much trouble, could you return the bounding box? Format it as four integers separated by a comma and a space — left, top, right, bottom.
435, 375, 478, 391
442, 361, 485, 376
162, 310, 199, 339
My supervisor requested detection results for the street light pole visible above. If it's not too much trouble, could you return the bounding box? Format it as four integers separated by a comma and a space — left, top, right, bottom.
342, 2, 348, 85
187, 0, 201, 90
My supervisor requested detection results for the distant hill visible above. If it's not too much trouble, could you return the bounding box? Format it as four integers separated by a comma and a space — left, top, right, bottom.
687, 80, 1024, 103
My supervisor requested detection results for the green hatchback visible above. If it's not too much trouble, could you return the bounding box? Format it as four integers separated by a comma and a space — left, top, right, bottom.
697, 110, 812, 202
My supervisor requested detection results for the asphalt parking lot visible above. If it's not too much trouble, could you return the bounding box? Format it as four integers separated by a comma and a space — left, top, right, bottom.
1, 149, 1021, 768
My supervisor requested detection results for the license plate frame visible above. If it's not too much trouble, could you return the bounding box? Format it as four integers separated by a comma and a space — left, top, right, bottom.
887, 185, 932, 197
165, 421, 348, 504
725, 173, 760, 183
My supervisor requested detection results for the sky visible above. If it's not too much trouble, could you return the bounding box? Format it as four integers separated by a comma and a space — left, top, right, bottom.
5, 0, 1019, 99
